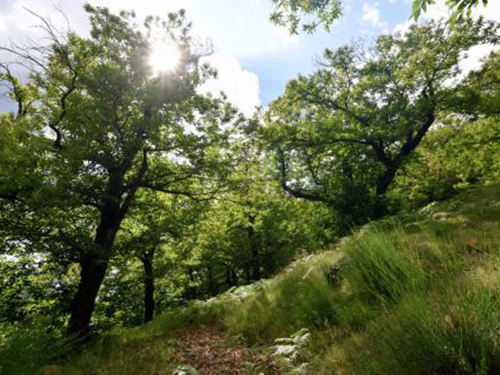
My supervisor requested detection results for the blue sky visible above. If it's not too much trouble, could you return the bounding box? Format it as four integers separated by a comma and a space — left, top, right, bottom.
0, 0, 498, 115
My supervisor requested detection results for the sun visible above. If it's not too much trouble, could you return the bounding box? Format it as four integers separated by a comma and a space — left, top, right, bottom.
149, 41, 181, 74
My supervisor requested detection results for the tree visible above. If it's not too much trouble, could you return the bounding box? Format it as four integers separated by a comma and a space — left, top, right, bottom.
266, 0, 495, 33
0, 6, 235, 334
267, 0, 342, 34
263, 19, 500, 225
118, 192, 203, 323
179, 139, 333, 296
412, 0, 491, 23
459, 50, 500, 116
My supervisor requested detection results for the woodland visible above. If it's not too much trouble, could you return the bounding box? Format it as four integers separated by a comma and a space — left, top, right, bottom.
1, 0, 500, 374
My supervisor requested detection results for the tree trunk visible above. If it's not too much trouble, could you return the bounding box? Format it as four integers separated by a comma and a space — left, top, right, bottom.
67, 255, 109, 334
247, 214, 261, 281
141, 250, 155, 323
373, 166, 398, 218
67, 211, 120, 334
207, 265, 216, 295
376, 166, 398, 197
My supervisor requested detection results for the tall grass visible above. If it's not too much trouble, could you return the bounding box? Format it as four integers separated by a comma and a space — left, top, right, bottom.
0, 321, 53, 375
346, 287, 500, 375
5, 185, 500, 375
225, 252, 342, 343
343, 224, 428, 302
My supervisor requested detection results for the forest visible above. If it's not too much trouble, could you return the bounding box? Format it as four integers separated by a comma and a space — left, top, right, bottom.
0, 0, 500, 374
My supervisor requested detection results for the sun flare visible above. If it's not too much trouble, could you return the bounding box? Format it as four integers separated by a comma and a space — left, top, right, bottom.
149, 41, 181, 74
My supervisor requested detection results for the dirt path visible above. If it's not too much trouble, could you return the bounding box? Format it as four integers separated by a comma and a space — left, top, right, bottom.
170, 326, 280, 375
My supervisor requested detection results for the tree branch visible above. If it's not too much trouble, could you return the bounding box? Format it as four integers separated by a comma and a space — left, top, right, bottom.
277, 147, 328, 203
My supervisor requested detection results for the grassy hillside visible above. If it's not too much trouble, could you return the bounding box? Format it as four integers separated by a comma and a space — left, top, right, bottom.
4, 184, 500, 375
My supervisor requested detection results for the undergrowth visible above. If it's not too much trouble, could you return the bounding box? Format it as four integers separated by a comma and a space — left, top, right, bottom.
3, 184, 500, 375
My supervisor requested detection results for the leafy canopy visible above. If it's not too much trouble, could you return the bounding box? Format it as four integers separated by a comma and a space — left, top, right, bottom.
263, 19, 500, 224
268, 0, 342, 34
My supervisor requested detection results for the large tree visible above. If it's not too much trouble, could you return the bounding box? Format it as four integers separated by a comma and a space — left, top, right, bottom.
0, 6, 235, 333
264, 19, 500, 224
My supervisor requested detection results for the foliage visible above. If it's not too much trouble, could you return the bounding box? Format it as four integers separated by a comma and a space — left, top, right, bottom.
0, 184, 497, 374
1, 2, 500, 374
0, 320, 58, 375
0, 5, 236, 333
268, 0, 342, 34
263, 19, 500, 225
394, 118, 500, 208
412, 0, 490, 23
224, 251, 341, 343
391, 50, 500, 208
184, 146, 335, 298
0, 252, 77, 325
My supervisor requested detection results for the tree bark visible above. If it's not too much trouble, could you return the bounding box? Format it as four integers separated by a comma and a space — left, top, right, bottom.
67, 207, 120, 334
376, 166, 398, 197
247, 215, 261, 281
67, 255, 109, 334
141, 250, 155, 323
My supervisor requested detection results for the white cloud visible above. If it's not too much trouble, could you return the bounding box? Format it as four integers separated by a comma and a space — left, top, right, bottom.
422, 0, 450, 20
87, 0, 200, 18
0, 0, 264, 114
423, 0, 499, 81
362, 2, 388, 32
199, 54, 260, 116
392, 19, 415, 35
362, 3, 381, 26
272, 25, 300, 47
459, 44, 496, 76
0, 0, 89, 41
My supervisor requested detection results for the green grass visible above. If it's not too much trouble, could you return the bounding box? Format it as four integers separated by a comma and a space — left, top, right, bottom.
0, 321, 53, 375
224, 251, 342, 343
346, 287, 500, 375
4, 183, 500, 375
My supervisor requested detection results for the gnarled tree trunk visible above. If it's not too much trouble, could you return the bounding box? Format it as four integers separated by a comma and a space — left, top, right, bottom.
141, 249, 155, 323
67, 207, 120, 334
67, 255, 109, 334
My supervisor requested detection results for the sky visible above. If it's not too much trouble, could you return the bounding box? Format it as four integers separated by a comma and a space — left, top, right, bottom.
0, 0, 499, 116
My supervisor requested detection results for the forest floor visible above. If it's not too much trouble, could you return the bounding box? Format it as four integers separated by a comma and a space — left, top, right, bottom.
166, 326, 280, 375
17, 183, 500, 375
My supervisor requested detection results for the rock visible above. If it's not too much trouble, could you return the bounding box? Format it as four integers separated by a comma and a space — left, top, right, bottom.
419, 202, 438, 215
171, 365, 200, 375
274, 337, 295, 345
289, 363, 308, 375
271, 328, 311, 369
